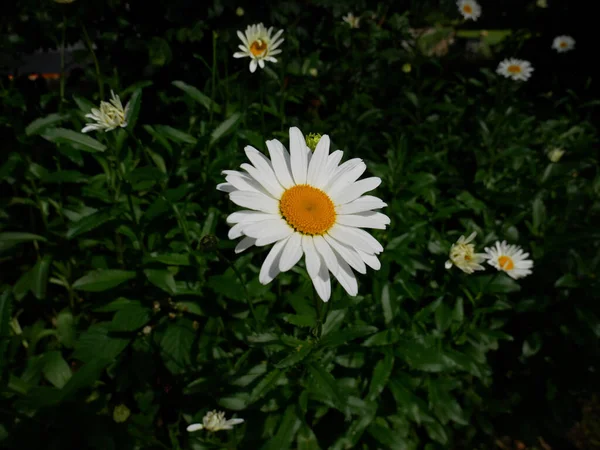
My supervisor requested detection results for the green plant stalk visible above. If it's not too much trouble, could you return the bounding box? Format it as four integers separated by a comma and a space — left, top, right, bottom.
313, 289, 323, 338
210, 31, 218, 126
59, 14, 66, 106
81, 22, 104, 99
259, 73, 266, 145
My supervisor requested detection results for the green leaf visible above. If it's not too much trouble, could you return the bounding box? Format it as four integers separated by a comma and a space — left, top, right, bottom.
172, 80, 222, 113
160, 319, 195, 368
148, 37, 172, 66
425, 421, 448, 445
126, 89, 142, 129
13, 269, 33, 301
522, 333, 542, 358
282, 314, 316, 328
428, 380, 467, 425
297, 426, 321, 450
142, 252, 190, 266
307, 363, 345, 411
362, 329, 400, 347
434, 302, 452, 332
320, 325, 378, 348
207, 273, 245, 301
42, 170, 88, 184
0, 291, 12, 371
111, 305, 151, 332
380, 283, 394, 325
144, 269, 177, 294
125, 166, 167, 189
30, 255, 52, 300
265, 405, 302, 450
25, 113, 68, 136
396, 339, 451, 372
73, 269, 136, 292
55, 309, 76, 348
42, 128, 106, 153
367, 353, 394, 401
0, 232, 47, 252
61, 357, 112, 399
66, 209, 116, 240
42, 351, 72, 388
210, 112, 241, 144
73, 323, 130, 363
275, 343, 313, 369
532, 197, 546, 233
155, 125, 197, 145
249, 369, 284, 404
555, 274, 579, 288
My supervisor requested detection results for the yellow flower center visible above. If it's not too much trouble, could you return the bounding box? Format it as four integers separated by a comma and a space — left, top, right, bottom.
507, 65, 522, 74
250, 39, 268, 57
279, 185, 336, 235
498, 255, 514, 271
559, 41, 568, 48
463, 5, 473, 13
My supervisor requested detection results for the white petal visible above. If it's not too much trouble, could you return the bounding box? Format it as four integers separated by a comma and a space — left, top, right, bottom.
336, 196, 387, 214
226, 418, 245, 426
357, 249, 381, 270
328, 224, 383, 254
258, 59, 265, 69
228, 222, 245, 240
289, 127, 308, 185
229, 191, 279, 214
336, 211, 390, 229
332, 177, 382, 205
235, 237, 256, 253
330, 249, 358, 296
301, 235, 321, 279
237, 30, 249, 46
226, 211, 278, 224
187, 424, 204, 432
325, 150, 344, 177
224, 170, 269, 195
312, 235, 340, 277
307, 134, 330, 187
279, 233, 303, 272
255, 225, 294, 247
445, 260, 453, 269
244, 146, 284, 197
217, 183, 236, 193
243, 218, 291, 240
266, 139, 294, 189
259, 238, 287, 284
311, 260, 331, 302
250, 59, 258, 73
326, 160, 367, 197
233, 52, 248, 58
81, 124, 101, 133
323, 234, 367, 274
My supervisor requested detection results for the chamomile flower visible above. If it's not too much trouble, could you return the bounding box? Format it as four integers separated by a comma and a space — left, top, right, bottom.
484, 241, 533, 279
187, 410, 244, 432
81, 91, 130, 133
445, 232, 486, 274
552, 35, 575, 53
496, 58, 534, 81
218, 127, 390, 302
342, 13, 361, 29
457, 0, 482, 21
233, 23, 284, 73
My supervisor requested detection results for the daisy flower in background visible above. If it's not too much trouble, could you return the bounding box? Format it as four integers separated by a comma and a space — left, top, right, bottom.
552, 35, 575, 53
445, 232, 486, 274
233, 23, 284, 73
547, 147, 565, 162
496, 58, 534, 81
342, 12, 360, 29
187, 410, 244, 432
218, 127, 390, 302
457, 0, 482, 21
484, 241, 533, 280
81, 91, 130, 133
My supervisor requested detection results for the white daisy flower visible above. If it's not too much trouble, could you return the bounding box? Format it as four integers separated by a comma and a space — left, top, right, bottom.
484, 241, 533, 280
187, 410, 244, 432
547, 148, 565, 162
552, 35, 575, 53
218, 127, 390, 302
457, 0, 482, 21
233, 23, 284, 73
81, 90, 130, 133
444, 232, 487, 274
342, 13, 361, 29
496, 58, 534, 82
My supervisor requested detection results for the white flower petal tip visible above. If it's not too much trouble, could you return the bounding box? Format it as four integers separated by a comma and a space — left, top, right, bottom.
496, 58, 534, 82
233, 23, 284, 73
219, 127, 389, 300
342, 12, 360, 28
81, 92, 129, 133
457, 0, 481, 21
484, 241, 533, 280
446, 232, 487, 274
188, 411, 244, 433
552, 35, 575, 53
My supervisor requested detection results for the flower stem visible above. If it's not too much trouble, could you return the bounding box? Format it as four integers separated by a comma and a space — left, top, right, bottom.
81, 22, 103, 99
259, 73, 266, 146
210, 31, 217, 126
312, 289, 323, 338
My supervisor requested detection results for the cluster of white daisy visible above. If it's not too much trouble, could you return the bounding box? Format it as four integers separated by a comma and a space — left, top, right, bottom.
454, 1, 575, 83
187, 410, 244, 433
445, 232, 533, 280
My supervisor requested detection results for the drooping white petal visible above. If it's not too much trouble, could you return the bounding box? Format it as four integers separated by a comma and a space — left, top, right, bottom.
279, 233, 303, 272
216, 183, 236, 193
332, 177, 382, 205
259, 238, 288, 284
301, 235, 321, 279
289, 127, 308, 185
250, 59, 258, 73
237, 30, 249, 46
336, 211, 391, 229
312, 235, 340, 277
235, 237, 256, 253
307, 134, 330, 187
255, 223, 294, 246
328, 224, 384, 254
226, 211, 278, 225
330, 250, 358, 296
240, 163, 282, 199
224, 170, 269, 195
336, 196, 387, 214
323, 234, 367, 274
228, 222, 246, 240
187, 424, 204, 432
244, 146, 284, 194
229, 191, 279, 214
311, 260, 331, 302
357, 249, 381, 270
266, 139, 294, 188
243, 218, 291, 240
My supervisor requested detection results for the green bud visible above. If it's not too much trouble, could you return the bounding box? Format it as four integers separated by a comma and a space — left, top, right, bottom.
305, 133, 322, 152
113, 404, 131, 423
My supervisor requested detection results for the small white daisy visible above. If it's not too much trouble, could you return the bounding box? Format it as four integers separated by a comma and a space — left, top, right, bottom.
552, 35, 575, 53
233, 23, 284, 73
457, 0, 482, 21
218, 127, 390, 302
496, 58, 534, 82
484, 241, 533, 280
342, 12, 361, 29
81, 91, 129, 133
444, 232, 487, 274
187, 410, 244, 432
